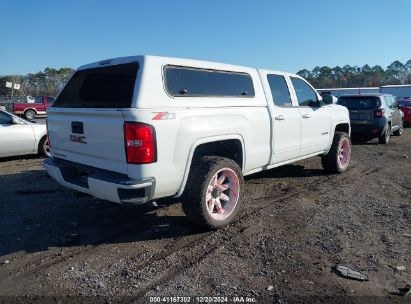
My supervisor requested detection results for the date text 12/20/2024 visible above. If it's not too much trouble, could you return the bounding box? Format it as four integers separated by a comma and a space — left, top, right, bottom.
149, 296, 257, 303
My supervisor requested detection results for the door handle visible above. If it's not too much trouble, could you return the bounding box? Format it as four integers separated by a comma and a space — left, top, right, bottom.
275, 115, 285, 121
302, 114, 311, 119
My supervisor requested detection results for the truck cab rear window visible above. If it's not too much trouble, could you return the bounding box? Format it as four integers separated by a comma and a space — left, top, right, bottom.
164, 66, 255, 97
53, 63, 138, 108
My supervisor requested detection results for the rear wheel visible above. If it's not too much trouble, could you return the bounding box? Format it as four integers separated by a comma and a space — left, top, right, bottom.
182, 156, 244, 229
393, 120, 403, 136
321, 132, 351, 173
378, 124, 391, 144
38, 136, 51, 157
24, 109, 36, 120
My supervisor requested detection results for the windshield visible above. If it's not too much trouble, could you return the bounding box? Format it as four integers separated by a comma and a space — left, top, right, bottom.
337, 96, 380, 110
53, 62, 139, 108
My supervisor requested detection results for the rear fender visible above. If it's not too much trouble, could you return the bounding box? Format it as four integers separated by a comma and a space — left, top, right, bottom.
174, 134, 245, 198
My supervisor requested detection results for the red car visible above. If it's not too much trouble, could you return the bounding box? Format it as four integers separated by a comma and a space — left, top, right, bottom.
12, 96, 55, 120
398, 98, 411, 126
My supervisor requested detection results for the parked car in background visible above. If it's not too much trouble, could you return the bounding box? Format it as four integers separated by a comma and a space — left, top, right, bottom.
337, 94, 404, 144
397, 98, 411, 126
0, 99, 12, 111
12, 95, 55, 120
0, 109, 50, 158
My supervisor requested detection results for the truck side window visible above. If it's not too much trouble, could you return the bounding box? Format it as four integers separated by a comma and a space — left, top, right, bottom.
291, 77, 319, 107
164, 66, 255, 98
47, 97, 55, 103
34, 96, 43, 103
0, 112, 13, 125
267, 74, 292, 107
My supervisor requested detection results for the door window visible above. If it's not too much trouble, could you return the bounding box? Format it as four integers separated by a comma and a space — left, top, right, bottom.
267, 74, 292, 107
291, 77, 319, 107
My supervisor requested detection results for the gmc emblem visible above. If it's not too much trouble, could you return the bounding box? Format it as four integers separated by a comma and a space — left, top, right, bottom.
70, 135, 87, 144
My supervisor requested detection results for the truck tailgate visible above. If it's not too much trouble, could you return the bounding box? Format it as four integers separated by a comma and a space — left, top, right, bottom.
48, 109, 128, 174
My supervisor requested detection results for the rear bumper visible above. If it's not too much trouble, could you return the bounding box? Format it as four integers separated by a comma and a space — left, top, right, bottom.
351, 124, 384, 135
43, 158, 155, 204
351, 119, 386, 136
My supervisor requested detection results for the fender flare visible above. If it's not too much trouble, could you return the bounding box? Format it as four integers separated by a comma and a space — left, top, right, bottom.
331, 119, 351, 137
24, 108, 38, 114
325, 120, 350, 154
174, 134, 246, 198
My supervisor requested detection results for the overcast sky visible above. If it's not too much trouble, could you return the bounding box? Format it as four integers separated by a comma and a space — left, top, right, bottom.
1, 0, 410, 75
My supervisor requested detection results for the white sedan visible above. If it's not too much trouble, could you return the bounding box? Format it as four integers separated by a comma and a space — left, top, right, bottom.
0, 110, 50, 158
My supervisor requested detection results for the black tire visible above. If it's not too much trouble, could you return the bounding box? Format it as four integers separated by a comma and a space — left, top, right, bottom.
24, 109, 36, 120
181, 156, 244, 229
321, 132, 351, 174
38, 136, 51, 157
378, 124, 391, 144
393, 120, 403, 136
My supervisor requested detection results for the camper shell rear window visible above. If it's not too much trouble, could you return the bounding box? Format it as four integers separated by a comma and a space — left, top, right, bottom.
164, 66, 255, 98
53, 62, 139, 108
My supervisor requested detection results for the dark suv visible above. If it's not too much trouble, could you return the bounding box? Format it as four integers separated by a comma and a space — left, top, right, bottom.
337, 94, 404, 144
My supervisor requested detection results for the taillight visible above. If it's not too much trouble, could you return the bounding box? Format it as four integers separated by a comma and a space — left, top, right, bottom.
46, 118, 51, 148
124, 122, 157, 164
374, 109, 384, 118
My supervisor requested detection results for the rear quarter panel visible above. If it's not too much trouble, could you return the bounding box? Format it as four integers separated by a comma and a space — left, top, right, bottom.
122, 107, 271, 199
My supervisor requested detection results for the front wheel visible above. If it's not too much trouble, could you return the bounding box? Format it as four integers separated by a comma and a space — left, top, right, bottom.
321, 132, 351, 173
181, 156, 244, 229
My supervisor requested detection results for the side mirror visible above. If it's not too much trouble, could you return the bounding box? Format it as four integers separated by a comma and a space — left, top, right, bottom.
322, 94, 334, 105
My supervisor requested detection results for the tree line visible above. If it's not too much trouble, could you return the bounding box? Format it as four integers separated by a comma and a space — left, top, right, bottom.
297, 59, 411, 89
0, 67, 75, 100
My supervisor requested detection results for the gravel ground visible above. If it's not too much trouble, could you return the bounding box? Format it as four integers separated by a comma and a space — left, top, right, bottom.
0, 129, 410, 304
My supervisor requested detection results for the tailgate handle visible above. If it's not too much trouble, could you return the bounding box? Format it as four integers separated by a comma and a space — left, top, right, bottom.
71, 121, 84, 134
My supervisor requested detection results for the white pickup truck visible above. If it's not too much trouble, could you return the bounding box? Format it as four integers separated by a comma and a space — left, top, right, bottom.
44, 55, 351, 229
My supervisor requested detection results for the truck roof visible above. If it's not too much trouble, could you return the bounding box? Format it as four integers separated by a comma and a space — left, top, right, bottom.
77, 55, 294, 77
